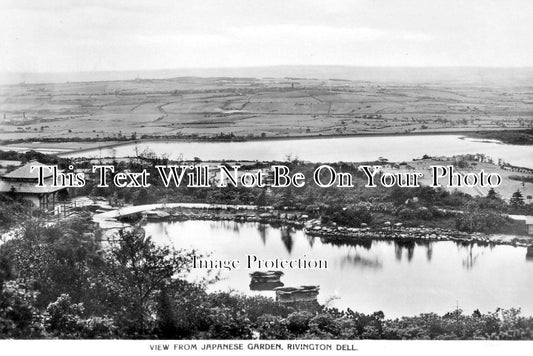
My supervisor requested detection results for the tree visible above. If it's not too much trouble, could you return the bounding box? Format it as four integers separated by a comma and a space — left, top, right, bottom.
0, 281, 42, 338
43, 294, 85, 337
510, 190, 525, 207
103, 225, 197, 335
281, 187, 294, 207
487, 188, 498, 200
155, 286, 179, 338
2, 215, 104, 310
255, 189, 267, 206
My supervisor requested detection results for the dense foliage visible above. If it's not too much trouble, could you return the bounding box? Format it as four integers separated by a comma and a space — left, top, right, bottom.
73, 158, 533, 234
468, 129, 533, 146
0, 150, 72, 168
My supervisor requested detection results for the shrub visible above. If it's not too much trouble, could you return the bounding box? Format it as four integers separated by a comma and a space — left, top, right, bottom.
286, 311, 313, 334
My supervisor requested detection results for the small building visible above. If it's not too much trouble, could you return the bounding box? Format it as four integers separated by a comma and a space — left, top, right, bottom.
0, 160, 68, 210
508, 215, 533, 235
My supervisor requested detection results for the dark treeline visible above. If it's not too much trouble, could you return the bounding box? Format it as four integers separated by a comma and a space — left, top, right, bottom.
0, 150, 72, 167
469, 129, 533, 146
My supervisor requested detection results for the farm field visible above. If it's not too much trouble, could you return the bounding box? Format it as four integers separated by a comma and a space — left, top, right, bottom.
0, 75, 532, 143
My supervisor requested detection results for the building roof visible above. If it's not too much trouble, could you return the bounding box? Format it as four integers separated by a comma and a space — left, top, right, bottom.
1, 160, 54, 180
508, 215, 533, 225
0, 178, 66, 194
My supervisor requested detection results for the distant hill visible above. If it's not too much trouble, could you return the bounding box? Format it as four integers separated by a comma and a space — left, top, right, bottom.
2, 66, 533, 86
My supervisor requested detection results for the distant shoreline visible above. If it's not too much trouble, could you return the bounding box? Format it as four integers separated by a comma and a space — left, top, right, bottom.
53, 128, 528, 156
0, 128, 530, 157
0, 128, 525, 156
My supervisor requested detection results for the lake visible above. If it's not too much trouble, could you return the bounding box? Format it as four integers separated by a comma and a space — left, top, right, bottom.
62, 135, 533, 168
145, 220, 533, 318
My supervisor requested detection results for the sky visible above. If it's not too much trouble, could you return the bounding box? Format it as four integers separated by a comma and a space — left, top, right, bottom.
1, 0, 532, 73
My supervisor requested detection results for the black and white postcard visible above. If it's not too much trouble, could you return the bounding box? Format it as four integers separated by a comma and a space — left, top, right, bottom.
0, 1, 532, 355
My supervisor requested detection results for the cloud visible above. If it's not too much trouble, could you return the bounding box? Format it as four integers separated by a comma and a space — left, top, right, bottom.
0, 0, 531, 72
226, 24, 432, 43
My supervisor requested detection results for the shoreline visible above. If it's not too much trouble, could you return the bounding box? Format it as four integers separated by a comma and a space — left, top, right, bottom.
0, 128, 528, 157
96, 205, 533, 248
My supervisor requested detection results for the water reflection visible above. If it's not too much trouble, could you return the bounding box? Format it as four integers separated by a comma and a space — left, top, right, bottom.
208, 220, 242, 233
145, 220, 533, 317
323, 238, 373, 250
426, 243, 433, 261
526, 246, 533, 262
394, 240, 415, 262
340, 252, 382, 269
306, 235, 316, 248
232, 222, 240, 233
258, 224, 267, 245
454, 243, 491, 270
280, 227, 295, 254
462, 245, 480, 270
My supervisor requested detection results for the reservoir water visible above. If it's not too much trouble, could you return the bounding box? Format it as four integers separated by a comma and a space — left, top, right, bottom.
145, 220, 533, 318
62, 135, 533, 168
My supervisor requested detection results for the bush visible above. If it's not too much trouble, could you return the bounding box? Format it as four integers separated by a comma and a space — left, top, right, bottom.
0, 281, 42, 338
321, 205, 372, 227
256, 315, 290, 339
286, 311, 313, 334
308, 313, 342, 337
44, 294, 116, 339
456, 211, 511, 234
44, 294, 85, 337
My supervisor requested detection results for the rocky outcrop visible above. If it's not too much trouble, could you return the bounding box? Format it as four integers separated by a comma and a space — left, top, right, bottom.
250, 271, 284, 283
275, 285, 320, 303
249, 281, 284, 291
303, 220, 532, 247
